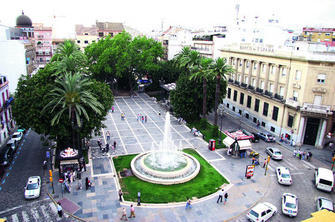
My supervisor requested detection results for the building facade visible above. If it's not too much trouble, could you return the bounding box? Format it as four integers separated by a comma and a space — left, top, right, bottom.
75, 24, 99, 51
302, 27, 335, 46
221, 43, 335, 148
33, 23, 52, 68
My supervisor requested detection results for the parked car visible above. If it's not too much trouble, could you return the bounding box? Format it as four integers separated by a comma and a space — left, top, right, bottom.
314, 168, 334, 192
11, 132, 23, 143
316, 197, 334, 212
258, 132, 276, 142
242, 129, 259, 143
6, 139, 17, 151
0, 147, 15, 167
24, 176, 41, 199
266, 147, 283, 160
282, 193, 298, 217
17, 127, 26, 134
246, 202, 277, 222
276, 167, 292, 185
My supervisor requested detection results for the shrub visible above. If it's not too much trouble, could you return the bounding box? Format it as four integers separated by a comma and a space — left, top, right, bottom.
199, 118, 207, 129
212, 125, 219, 137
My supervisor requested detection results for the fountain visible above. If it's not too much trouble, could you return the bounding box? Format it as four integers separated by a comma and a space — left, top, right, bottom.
130, 112, 200, 185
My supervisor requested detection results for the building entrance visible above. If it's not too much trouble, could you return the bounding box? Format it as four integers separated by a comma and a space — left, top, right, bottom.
303, 117, 320, 146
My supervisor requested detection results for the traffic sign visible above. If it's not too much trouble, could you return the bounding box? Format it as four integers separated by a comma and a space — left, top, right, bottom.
46, 151, 50, 159
59, 178, 64, 183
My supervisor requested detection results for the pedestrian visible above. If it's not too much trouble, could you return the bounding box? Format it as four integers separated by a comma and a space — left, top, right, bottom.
97, 139, 102, 150
57, 202, 63, 218
298, 150, 302, 160
257, 120, 260, 127
105, 143, 109, 154
302, 151, 306, 160
185, 199, 192, 209
85, 177, 91, 190
111, 106, 114, 113
119, 189, 123, 201
120, 208, 128, 221
145, 116, 147, 123
114, 140, 117, 149
224, 192, 228, 205
158, 112, 161, 116
137, 191, 141, 206
217, 189, 224, 203
141, 116, 144, 123
128, 204, 136, 218
293, 149, 297, 158
280, 134, 284, 142
137, 114, 140, 121
262, 158, 267, 168
252, 157, 255, 164
106, 130, 111, 141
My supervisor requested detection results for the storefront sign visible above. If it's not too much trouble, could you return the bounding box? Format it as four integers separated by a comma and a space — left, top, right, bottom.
245, 165, 255, 178
60, 147, 78, 158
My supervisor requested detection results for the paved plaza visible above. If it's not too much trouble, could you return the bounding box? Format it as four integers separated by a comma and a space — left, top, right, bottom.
45, 93, 272, 222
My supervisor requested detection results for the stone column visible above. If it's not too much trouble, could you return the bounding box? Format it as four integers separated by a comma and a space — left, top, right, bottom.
247, 60, 253, 86
273, 65, 281, 96
241, 59, 246, 83
283, 66, 291, 100
316, 119, 327, 148
234, 58, 239, 81
264, 63, 271, 92
296, 116, 306, 146
255, 61, 261, 89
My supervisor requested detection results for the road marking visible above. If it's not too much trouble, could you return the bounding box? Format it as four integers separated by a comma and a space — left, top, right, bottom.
2, 179, 5, 184
21, 211, 29, 222
284, 161, 298, 170
40, 205, 50, 220
31, 208, 40, 221
11, 214, 19, 222
6, 172, 9, 177
49, 202, 58, 214
109, 102, 128, 155
209, 158, 225, 162
302, 160, 315, 169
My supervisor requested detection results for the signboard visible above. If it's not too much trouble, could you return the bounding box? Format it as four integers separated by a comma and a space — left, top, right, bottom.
59, 178, 64, 183
46, 151, 50, 159
245, 165, 255, 179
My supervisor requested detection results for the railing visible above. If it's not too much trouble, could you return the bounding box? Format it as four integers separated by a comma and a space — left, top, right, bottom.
248, 85, 255, 90
256, 88, 263, 93
302, 103, 332, 114
241, 83, 247, 88
264, 91, 273, 97
228, 79, 233, 83
234, 80, 240, 85
274, 94, 283, 100
285, 98, 300, 108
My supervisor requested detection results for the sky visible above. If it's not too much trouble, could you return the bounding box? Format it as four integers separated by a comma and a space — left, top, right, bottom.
1, 0, 335, 37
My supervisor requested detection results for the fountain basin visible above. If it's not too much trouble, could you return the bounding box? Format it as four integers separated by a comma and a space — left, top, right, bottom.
131, 151, 200, 185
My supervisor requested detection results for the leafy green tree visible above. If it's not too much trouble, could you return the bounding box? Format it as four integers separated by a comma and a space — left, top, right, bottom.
212, 58, 234, 126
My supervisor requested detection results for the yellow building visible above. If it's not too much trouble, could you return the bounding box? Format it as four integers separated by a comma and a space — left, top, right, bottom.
75, 25, 99, 51
302, 27, 335, 46
220, 43, 335, 148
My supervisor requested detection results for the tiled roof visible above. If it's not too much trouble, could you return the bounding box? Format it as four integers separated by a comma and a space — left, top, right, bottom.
96, 22, 124, 31
75, 24, 97, 35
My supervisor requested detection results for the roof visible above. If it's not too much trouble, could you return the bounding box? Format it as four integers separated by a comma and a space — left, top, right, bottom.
238, 140, 252, 150
302, 209, 335, 222
223, 136, 235, 147
318, 168, 333, 178
252, 202, 274, 212
28, 176, 40, 183
16, 11, 32, 27
96, 22, 124, 32
75, 24, 97, 35
283, 193, 296, 203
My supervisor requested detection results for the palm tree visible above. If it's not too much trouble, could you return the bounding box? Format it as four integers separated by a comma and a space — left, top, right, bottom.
212, 58, 234, 126
189, 57, 214, 118
177, 49, 201, 72
43, 72, 104, 148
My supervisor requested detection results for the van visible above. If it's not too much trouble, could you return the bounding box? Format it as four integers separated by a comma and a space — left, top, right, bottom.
314, 168, 334, 192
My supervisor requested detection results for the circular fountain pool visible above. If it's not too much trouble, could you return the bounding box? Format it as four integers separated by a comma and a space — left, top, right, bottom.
131, 151, 200, 185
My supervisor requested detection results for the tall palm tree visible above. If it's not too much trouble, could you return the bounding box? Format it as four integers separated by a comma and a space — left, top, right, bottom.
212, 58, 234, 126
189, 57, 214, 118
43, 72, 104, 148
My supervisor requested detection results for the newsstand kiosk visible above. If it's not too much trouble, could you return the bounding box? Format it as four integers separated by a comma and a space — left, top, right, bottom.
208, 139, 216, 151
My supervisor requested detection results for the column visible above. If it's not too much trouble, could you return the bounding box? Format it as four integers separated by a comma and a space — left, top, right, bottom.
234, 58, 239, 81
273, 64, 281, 96
247, 60, 253, 86
296, 116, 306, 146
316, 119, 327, 148
241, 59, 246, 83
283, 66, 291, 100
255, 61, 261, 89
264, 63, 271, 92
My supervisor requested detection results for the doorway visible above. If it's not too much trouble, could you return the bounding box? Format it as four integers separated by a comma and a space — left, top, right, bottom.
303, 117, 320, 145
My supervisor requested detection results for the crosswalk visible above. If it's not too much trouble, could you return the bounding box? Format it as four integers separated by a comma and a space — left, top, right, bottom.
266, 155, 316, 173
1, 202, 75, 222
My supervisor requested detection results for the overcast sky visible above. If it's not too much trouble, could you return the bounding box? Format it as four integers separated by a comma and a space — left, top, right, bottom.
1, 0, 335, 36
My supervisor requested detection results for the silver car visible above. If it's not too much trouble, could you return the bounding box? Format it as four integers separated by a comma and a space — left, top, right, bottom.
276, 167, 292, 185
24, 176, 41, 199
266, 147, 283, 160
316, 197, 334, 212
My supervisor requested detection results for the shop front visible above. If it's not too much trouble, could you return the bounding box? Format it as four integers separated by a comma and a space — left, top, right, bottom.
57, 147, 85, 179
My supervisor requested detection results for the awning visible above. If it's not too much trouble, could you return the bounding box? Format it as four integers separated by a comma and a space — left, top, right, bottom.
4, 97, 14, 108
302, 209, 335, 222
223, 136, 235, 147
60, 159, 79, 166
238, 140, 252, 150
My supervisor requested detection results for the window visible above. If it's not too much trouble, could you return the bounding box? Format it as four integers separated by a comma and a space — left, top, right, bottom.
252, 79, 256, 87
246, 61, 250, 68
238, 74, 241, 82
232, 106, 235, 111
240, 93, 244, 105
262, 64, 266, 72
269, 83, 274, 93
254, 99, 260, 112
239, 110, 242, 115
84, 40, 89, 44
288, 115, 294, 127
253, 117, 257, 123
261, 121, 266, 127
246, 113, 249, 119
317, 74, 326, 83
247, 96, 252, 108
263, 102, 269, 116
279, 86, 284, 96
245, 76, 249, 84
271, 66, 275, 75
233, 90, 237, 101
293, 91, 298, 101
232, 59, 236, 65
239, 60, 242, 67
84, 33, 88, 35
227, 88, 231, 99
226, 103, 229, 108
272, 106, 279, 121
295, 70, 301, 80
253, 63, 257, 70
271, 127, 275, 132
260, 81, 264, 90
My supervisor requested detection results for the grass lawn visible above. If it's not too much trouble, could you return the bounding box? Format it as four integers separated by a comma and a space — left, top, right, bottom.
113, 148, 228, 203
188, 120, 227, 149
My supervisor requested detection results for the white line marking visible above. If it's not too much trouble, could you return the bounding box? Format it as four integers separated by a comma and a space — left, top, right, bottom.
11, 214, 19, 222
21, 211, 29, 222
49, 202, 58, 214
209, 158, 225, 162
215, 150, 226, 160
108, 107, 128, 155
0, 198, 49, 215
284, 161, 298, 170
302, 160, 316, 169
31, 208, 40, 221
40, 205, 50, 220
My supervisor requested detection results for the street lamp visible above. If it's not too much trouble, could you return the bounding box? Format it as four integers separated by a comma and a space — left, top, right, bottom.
217, 105, 224, 145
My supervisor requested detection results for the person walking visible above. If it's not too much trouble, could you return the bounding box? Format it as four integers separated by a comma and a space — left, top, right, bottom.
128, 205, 136, 218
224, 192, 228, 205
262, 158, 267, 168
252, 157, 255, 164
111, 106, 114, 113
119, 189, 123, 201
120, 208, 128, 221
97, 139, 102, 150
105, 143, 109, 154
85, 177, 91, 190
141, 116, 144, 123
57, 202, 63, 218
106, 131, 111, 141
217, 189, 224, 203
137, 191, 141, 206
185, 199, 192, 209
114, 140, 117, 149
145, 116, 147, 123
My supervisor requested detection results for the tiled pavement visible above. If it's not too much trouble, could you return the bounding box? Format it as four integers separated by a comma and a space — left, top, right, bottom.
47, 93, 273, 222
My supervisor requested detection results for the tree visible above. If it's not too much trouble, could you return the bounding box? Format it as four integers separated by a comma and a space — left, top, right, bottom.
189, 57, 214, 118
212, 58, 234, 126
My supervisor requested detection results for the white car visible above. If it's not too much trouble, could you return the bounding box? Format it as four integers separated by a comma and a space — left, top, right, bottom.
246, 202, 277, 222
282, 193, 298, 217
276, 167, 292, 185
316, 197, 334, 212
24, 176, 41, 199
266, 147, 283, 160
11, 132, 23, 142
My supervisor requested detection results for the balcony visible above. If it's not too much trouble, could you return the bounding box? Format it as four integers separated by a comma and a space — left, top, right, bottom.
285, 98, 300, 109
234, 80, 240, 85
301, 103, 333, 115
241, 83, 247, 88
228, 79, 233, 83
274, 94, 284, 101
256, 88, 263, 93
264, 91, 273, 97
248, 85, 255, 90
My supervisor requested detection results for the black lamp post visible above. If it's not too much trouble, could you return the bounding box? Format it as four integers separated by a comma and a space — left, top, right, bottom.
217, 105, 224, 145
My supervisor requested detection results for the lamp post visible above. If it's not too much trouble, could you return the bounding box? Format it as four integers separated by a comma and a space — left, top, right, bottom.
217, 105, 224, 145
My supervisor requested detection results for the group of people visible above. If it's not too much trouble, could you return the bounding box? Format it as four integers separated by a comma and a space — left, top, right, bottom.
62, 170, 78, 193
216, 189, 229, 205
97, 137, 117, 155
293, 149, 312, 161
137, 113, 148, 123
120, 205, 136, 221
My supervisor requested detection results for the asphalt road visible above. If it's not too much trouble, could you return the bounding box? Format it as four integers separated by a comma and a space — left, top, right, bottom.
0, 130, 48, 212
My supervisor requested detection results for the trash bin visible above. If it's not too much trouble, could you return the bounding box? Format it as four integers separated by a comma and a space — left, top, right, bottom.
208, 139, 216, 151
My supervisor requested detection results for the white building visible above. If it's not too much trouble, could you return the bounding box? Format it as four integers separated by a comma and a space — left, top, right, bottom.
0, 75, 14, 145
